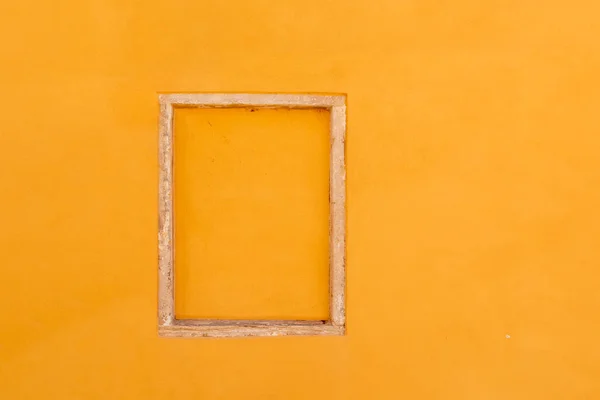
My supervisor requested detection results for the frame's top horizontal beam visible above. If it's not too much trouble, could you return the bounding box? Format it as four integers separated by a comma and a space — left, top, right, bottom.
159, 93, 346, 108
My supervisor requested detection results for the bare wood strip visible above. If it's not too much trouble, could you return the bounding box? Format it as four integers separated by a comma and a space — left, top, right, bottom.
329, 105, 347, 327
158, 102, 175, 326
159, 93, 345, 108
159, 324, 344, 338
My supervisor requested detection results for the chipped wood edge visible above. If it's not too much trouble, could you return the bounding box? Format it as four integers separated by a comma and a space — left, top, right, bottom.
158, 93, 347, 337
158, 101, 175, 327
158, 93, 345, 108
159, 322, 344, 338
330, 105, 346, 327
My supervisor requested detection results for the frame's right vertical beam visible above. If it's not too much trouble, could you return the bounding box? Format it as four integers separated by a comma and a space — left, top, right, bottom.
329, 102, 347, 328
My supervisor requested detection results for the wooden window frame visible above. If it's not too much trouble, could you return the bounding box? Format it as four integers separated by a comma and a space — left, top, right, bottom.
158, 93, 346, 338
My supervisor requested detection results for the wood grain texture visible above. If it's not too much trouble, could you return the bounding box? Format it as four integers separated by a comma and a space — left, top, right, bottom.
157, 93, 346, 337
329, 105, 346, 327
159, 322, 344, 338
158, 102, 174, 327
159, 93, 344, 108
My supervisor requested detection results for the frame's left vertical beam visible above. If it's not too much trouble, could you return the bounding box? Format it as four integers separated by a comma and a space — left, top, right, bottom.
158, 99, 175, 327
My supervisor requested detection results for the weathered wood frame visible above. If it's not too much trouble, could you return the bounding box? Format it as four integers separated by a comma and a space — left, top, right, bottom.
158, 93, 346, 338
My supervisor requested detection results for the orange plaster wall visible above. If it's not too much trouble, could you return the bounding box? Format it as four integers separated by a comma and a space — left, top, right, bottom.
173, 107, 331, 320
1, 0, 600, 398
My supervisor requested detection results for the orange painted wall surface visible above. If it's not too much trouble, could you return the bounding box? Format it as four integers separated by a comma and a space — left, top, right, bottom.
173, 107, 331, 320
2, 0, 600, 398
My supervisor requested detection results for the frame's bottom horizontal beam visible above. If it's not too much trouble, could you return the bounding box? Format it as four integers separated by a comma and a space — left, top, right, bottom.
159, 322, 345, 338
